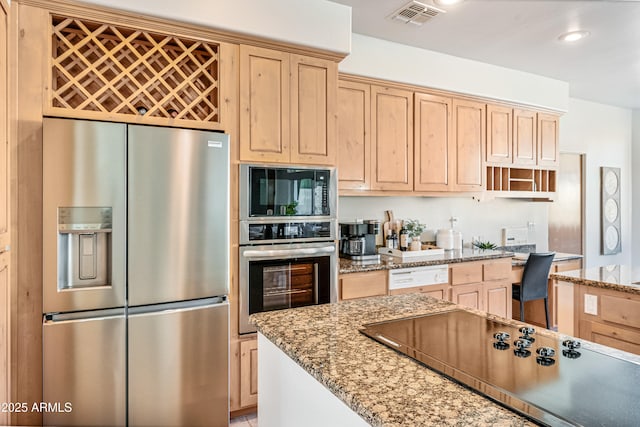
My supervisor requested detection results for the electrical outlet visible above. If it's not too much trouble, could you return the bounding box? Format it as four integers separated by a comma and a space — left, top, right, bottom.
584, 294, 598, 316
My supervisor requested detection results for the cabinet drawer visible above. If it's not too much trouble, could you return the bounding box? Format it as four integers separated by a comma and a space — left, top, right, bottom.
601, 295, 640, 329
339, 271, 387, 300
483, 261, 511, 281
451, 263, 482, 285
582, 320, 640, 355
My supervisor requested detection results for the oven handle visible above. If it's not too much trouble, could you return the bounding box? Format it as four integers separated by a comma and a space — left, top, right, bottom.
242, 245, 335, 259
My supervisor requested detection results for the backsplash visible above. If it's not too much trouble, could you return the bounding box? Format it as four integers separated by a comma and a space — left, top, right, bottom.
338, 196, 549, 251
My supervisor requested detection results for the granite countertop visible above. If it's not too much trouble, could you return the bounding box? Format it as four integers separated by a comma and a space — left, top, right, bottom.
255, 294, 577, 426
511, 252, 583, 267
339, 249, 514, 274
552, 264, 640, 295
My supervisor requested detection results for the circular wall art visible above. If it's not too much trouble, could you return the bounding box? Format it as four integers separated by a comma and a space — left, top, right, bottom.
601, 167, 621, 255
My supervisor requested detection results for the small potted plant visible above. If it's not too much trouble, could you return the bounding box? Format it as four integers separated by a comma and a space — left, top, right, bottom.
403, 219, 426, 251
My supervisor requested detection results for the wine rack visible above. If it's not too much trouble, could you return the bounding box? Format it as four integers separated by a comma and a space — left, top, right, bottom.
50, 15, 220, 124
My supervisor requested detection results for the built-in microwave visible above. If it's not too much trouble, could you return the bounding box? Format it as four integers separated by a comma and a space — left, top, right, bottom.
240, 164, 337, 221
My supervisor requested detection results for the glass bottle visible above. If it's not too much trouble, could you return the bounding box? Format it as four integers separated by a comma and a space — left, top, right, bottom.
399, 226, 409, 251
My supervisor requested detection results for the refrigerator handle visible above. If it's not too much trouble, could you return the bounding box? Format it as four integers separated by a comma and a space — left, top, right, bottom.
44, 308, 125, 324
127, 297, 227, 316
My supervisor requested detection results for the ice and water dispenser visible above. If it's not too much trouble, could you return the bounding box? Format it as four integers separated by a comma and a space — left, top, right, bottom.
57, 207, 112, 289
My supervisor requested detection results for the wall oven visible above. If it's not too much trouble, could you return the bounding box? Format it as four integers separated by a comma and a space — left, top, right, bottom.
239, 164, 338, 334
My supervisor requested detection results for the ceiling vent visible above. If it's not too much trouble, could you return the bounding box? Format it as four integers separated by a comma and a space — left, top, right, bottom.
388, 1, 446, 26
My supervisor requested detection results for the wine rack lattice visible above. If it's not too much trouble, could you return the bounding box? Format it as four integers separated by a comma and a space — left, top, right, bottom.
51, 15, 220, 123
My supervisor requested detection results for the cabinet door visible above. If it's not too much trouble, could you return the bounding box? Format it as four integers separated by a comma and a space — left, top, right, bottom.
414, 92, 452, 191
290, 54, 337, 166
0, 3, 8, 422
339, 271, 387, 300
537, 113, 559, 167
451, 283, 483, 310
239, 45, 290, 163
486, 104, 512, 164
452, 99, 485, 190
337, 80, 370, 190
240, 338, 258, 408
484, 280, 511, 318
371, 85, 413, 191
513, 109, 537, 165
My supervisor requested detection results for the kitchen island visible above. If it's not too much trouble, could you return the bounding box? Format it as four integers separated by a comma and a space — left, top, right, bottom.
251, 294, 532, 427
251, 293, 640, 427
551, 265, 640, 354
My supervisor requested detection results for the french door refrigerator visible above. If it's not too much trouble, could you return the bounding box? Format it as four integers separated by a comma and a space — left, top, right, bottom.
42, 118, 230, 427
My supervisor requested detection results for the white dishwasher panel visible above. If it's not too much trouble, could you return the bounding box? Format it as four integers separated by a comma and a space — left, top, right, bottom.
388, 265, 449, 290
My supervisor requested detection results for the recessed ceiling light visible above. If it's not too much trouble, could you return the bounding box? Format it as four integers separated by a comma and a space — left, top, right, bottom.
558, 30, 590, 43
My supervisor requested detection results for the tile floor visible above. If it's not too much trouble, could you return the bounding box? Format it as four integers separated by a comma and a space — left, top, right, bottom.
230, 412, 257, 427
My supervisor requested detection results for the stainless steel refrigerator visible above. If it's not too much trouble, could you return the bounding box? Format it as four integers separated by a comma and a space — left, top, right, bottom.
42, 118, 230, 427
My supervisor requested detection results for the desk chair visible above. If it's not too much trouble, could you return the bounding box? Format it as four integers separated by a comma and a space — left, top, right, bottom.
512, 252, 555, 329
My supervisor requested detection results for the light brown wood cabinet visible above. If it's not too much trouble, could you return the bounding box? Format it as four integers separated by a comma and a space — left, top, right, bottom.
489, 106, 559, 169
537, 113, 560, 167
337, 80, 371, 190
451, 283, 483, 310
339, 270, 388, 300
513, 108, 537, 166
450, 258, 512, 316
577, 286, 640, 356
452, 99, 486, 191
239, 338, 258, 408
0, 1, 9, 423
414, 94, 485, 192
486, 104, 512, 164
370, 85, 414, 191
240, 45, 337, 165
414, 92, 452, 191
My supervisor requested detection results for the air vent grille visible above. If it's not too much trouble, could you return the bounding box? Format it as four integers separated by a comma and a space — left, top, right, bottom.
388, 1, 445, 26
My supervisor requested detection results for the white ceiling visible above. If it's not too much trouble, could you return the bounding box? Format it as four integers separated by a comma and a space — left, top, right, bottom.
329, 0, 640, 110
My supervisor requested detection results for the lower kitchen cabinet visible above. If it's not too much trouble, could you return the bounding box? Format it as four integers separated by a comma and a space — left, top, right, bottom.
451, 283, 483, 310
389, 283, 450, 301
339, 270, 387, 300
484, 280, 511, 319
240, 338, 258, 408
450, 258, 512, 316
577, 286, 640, 355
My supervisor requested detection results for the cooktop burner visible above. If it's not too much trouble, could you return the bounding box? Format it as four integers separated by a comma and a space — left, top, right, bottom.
360, 310, 640, 427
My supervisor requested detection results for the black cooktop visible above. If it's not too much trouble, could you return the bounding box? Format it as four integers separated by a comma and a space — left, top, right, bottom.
360, 310, 640, 427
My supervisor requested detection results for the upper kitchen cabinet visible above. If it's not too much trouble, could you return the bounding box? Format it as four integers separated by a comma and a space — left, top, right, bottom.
240, 45, 337, 166
488, 105, 560, 169
537, 113, 560, 167
370, 85, 414, 191
337, 80, 371, 190
486, 104, 512, 164
414, 94, 484, 192
513, 108, 537, 166
451, 99, 486, 191
414, 92, 452, 191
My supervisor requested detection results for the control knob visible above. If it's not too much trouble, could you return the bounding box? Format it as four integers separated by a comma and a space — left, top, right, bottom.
562, 339, 581, 350
519, 326, 536, 343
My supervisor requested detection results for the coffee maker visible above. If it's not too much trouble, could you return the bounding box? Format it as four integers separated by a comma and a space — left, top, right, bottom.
339, 221, 380, 263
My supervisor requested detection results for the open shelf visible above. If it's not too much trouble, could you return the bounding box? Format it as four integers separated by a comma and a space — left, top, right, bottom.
486, 167, 556, 193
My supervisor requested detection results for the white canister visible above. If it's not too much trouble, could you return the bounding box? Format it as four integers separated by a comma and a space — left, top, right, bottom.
436, 229, 454, 250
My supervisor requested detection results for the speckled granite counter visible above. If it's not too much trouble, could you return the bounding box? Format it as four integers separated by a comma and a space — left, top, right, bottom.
252, 295, 545, 426
339, 249, 514, 274
552, 264, 640, 295
511, 252, 583, 267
